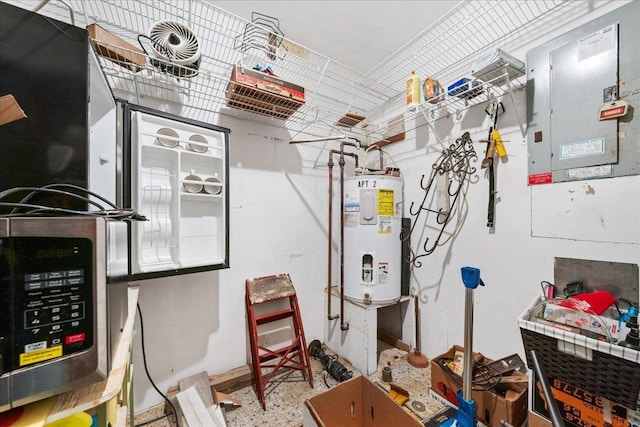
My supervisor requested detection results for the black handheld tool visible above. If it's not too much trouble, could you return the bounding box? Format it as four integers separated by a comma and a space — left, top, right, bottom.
483, 101, 504, 228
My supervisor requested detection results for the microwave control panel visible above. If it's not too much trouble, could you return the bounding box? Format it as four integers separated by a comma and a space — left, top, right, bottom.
1, 237, 94, 373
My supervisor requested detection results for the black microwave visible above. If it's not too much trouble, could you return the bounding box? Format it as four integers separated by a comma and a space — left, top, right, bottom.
0, 217, 110, 411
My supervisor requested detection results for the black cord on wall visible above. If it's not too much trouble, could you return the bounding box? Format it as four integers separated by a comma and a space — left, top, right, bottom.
136, 303, 180, 427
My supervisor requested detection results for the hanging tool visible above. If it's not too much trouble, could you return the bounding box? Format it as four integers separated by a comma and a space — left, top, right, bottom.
481, 101, 504, 228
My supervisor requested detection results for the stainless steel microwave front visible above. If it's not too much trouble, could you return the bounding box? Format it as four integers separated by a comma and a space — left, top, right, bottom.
0, 216, 108, 412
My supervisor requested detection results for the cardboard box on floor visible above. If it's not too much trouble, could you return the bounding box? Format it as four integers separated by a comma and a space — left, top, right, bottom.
430, 345, 528, 427
303, 375, 422, 427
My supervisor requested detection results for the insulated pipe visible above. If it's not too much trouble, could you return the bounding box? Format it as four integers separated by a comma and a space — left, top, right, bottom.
364, 144, 384, 170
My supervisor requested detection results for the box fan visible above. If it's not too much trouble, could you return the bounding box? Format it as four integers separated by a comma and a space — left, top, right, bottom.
147, 20, 201, 78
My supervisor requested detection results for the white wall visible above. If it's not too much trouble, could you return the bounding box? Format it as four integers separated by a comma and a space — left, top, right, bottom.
388, 88, 639, 362
131, 0, 639, 413
131, 117, 331, 411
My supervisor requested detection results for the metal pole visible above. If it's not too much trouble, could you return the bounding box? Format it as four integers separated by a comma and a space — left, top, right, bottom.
462, 286, 474, 400
531, 350, 566, 427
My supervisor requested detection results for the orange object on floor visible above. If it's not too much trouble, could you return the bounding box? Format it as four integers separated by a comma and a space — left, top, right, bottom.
245, 274, 313, 410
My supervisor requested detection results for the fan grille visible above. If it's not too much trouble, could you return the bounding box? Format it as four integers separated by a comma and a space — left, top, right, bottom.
149, 21, 200, 63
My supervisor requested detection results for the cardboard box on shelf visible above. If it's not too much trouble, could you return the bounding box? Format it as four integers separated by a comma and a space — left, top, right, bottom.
225, 65, 305, 120
86, 23, 146, 72
430, 345, 528, 427
531, 372, 640, 427
302, 375, 422, 427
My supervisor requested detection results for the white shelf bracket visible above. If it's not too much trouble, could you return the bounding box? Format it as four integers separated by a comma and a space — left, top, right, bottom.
419, 108, 447, 152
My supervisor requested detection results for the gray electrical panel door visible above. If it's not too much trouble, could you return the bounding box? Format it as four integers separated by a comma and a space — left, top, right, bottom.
527, 1, 640, 184
549, 24, 618, 172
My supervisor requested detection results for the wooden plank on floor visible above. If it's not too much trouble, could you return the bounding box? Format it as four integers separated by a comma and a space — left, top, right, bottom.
165, 365, 253, 415
377, 328, 411, 352
179, 371, 214, 407
175, 386, 218, 427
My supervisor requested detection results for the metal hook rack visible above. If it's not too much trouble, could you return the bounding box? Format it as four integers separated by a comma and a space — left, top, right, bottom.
401, 132, 478, 267
234, 12, 286, 63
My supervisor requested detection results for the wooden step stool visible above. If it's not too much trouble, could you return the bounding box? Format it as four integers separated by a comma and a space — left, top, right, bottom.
245, 273, 314, 410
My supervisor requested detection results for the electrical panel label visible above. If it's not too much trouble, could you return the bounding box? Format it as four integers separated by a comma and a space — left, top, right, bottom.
566, 165, 613, 181
559, 138, 605, 160
528, 172, 553, 185
19, 345, 63, 367
578, 25, 616, 62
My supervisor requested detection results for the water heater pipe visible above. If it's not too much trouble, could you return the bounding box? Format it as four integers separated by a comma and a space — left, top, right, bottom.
363, 144, 384, 171
326, 143, 358, 331
326, 154, 339, 321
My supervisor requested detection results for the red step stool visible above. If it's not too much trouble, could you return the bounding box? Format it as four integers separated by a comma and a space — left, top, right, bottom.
245, 273, 314, 410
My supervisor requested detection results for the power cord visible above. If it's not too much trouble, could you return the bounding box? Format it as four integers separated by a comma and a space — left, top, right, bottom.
136, 303, 180, 427
0, 184, 146, 221
436, 357, 502, 391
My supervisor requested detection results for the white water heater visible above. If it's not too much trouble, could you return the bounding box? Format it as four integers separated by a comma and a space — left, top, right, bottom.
343, 174, 403, 304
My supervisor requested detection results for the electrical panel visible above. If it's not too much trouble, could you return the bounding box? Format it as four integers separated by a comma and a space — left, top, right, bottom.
526, 1, 640, 184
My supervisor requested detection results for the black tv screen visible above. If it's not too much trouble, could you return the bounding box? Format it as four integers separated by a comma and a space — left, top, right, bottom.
0, 2, 88, 215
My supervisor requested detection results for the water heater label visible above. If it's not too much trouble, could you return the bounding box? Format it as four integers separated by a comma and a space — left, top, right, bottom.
344, 202, 360, 227
378, 216, 392, 234
378, 262, 389, 284
377, 189, 394, 216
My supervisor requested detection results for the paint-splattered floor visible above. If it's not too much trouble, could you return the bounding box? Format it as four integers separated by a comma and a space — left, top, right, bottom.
133, 344, 442, 427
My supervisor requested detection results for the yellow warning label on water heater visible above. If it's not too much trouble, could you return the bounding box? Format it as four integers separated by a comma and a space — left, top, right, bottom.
19, 345, 63, 367
377, 189, 394, 216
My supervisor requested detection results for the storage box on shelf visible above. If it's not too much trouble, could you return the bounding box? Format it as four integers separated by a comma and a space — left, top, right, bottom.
225, 64, 305, 120
87, 23, 146, 72
519, 296, 640, 410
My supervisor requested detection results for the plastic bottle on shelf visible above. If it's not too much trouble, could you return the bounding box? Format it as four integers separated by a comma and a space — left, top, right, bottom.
407, 71, 421, 108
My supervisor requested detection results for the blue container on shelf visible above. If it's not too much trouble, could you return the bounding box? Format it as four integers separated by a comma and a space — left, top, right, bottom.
447, 78, 483, 100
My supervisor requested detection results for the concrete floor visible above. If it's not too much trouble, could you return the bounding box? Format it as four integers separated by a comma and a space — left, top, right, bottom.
133, 344, 443, 427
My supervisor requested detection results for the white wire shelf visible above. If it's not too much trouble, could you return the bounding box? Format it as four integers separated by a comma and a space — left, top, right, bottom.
9, 0, 595, 145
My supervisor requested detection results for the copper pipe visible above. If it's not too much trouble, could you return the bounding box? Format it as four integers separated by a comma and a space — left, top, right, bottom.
326, 145, 358, 330
326, 152, 338, 321
338, 151, 358, 331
